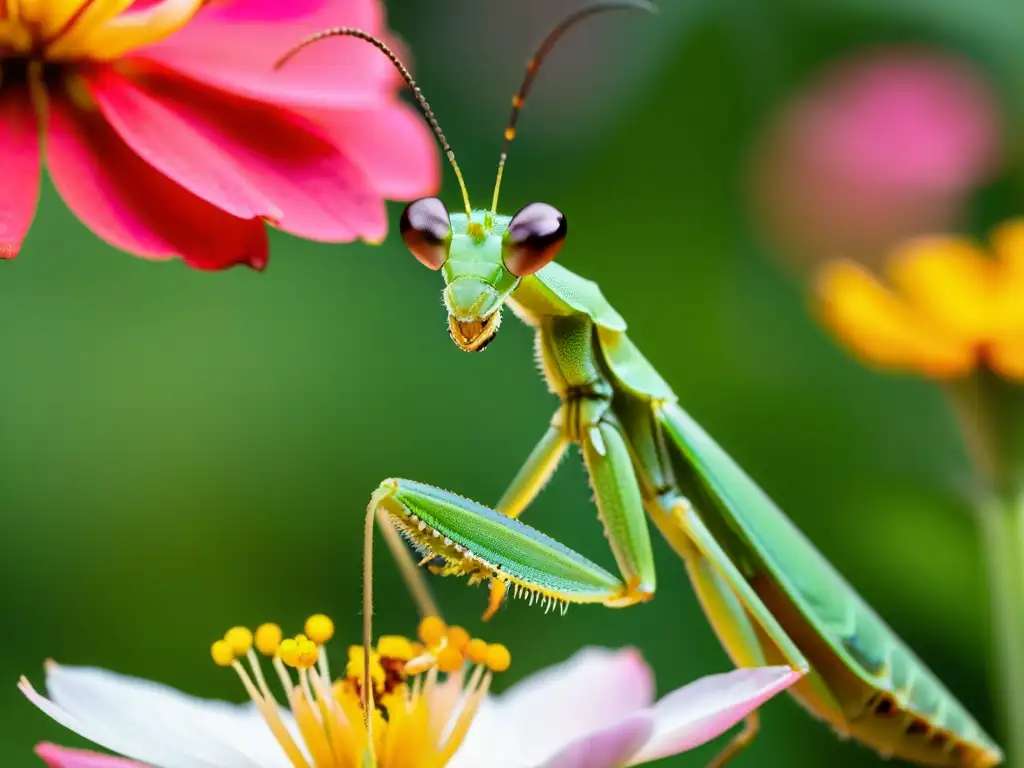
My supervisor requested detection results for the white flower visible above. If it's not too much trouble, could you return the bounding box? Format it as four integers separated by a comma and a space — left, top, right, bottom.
24, 614, 800, 768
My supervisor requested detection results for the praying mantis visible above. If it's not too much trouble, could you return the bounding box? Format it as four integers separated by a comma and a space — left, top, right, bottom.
280, 3, 1003, 766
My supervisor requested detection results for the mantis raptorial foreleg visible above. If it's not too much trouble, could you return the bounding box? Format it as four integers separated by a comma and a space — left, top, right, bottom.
369, 478, 649, 616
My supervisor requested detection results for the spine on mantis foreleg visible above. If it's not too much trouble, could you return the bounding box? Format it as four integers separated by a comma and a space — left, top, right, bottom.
370, 478, 631, 619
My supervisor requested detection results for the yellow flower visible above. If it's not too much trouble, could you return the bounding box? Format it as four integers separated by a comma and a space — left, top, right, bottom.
815, 219, 1024, 379
24, 614, 512, 768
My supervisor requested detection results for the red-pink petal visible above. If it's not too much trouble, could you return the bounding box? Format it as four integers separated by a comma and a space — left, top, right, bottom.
305, 102, 440, 200
46, 93, 268, 270
0, 87, 41, 258
90, 65, 385, 242
36, 744, 150, 768
136, 0, 394, 110
87, 67, 281, 221
538, 715, 654, 768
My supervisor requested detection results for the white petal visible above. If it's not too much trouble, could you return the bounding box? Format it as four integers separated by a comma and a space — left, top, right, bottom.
21, 676, 189, 768
455, 647, 654, 767
534, 715, 654, 768
628, 666, 802, 764
446, 698, 505, 768
35, 664, 295, 768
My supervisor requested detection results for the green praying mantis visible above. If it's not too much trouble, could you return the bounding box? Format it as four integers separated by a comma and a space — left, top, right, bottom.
280, 3, 1002, 766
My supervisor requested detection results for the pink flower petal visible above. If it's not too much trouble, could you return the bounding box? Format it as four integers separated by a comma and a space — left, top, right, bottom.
628, 666, 802, 764
537, 715, 654, 768
46, 93, 268, 270
90, 65, 386, 243
136, 0, 395, 110
305, 102, 440, 200
497, 647, 655, 765
36, 744, 151, 768
0, 87, 41, 258
87, 67, 281, 221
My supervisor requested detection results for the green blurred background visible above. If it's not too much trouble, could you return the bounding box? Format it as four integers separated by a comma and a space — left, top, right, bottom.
4, 0, 1024, 764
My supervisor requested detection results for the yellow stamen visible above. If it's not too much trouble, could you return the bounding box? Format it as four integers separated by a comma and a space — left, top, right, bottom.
281, 636, 320, 671
305, 614, 335, 645
418, 616, 446, 647
210, 616, 512, 768
446, 626, 471, 653
377, 635, 415, 661
485, 644, 511, 673
465, 639, 489, 665
230, 659, 311, 768
210, 640, 235, 668
255, 623, 283, 656
436, 647, 464, 674
347, 646, 385, 693
224, 627, 254, 657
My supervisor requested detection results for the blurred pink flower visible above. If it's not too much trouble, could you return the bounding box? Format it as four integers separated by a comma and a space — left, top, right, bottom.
0, 0, 438, 270
750, 48, 1002, 269
25, 648, 799, 768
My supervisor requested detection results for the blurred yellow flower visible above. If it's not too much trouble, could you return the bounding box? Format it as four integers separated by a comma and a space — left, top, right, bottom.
815, 219, 1024, 380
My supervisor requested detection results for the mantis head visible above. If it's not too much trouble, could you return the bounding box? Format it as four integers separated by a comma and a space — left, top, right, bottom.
275, 1, 654, 352
399, 198, 567, 352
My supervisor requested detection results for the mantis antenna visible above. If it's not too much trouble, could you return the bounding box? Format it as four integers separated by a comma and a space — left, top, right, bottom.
275, 29, 474, 219
489, 0, 659, 216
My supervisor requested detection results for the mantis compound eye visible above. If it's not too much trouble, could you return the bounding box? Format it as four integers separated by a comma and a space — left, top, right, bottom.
502, 202, 567, 277
400, 197, 452, 270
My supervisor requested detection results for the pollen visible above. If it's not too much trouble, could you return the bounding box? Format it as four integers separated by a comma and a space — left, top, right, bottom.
224, 627, 254, 656
436, 646, 464, 673
210, 640, 235, 668
377, 635, 415, 661
418, 616, 447, 647
280, 636, 319, 670
815, 219, 1024, 381
304, 614, 334, 645
466, 638, 489, 665
447, 625, 471, 652
211, 613, 513, 767
486, 643, 512, 673
255, 623, 283, 656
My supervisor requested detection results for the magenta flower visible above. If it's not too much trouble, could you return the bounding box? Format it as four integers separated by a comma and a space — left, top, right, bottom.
0, 0, 438, 269
22, 616, 800, 768
750, 47, 1001, 269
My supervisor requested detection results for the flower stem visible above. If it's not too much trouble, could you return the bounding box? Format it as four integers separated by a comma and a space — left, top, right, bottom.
977, 494, 1024, 765
948, 373, 1024, 764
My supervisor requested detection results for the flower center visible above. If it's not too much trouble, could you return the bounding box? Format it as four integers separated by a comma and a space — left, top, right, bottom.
0, 0, 204, 64
212, 614, 511, 768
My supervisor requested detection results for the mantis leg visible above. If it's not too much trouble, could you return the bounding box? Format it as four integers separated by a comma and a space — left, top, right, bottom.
496, 423, 569, 518
492, 401, 656, 606
653, 497, 810, 767
579, 407, 657, 599
370, 478, 644, 617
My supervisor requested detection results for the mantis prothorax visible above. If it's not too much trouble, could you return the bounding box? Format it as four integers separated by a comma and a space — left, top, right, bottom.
279, 4, 1003, 766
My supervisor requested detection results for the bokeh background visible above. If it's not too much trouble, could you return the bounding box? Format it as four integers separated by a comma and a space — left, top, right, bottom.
4, 0, 1024, 764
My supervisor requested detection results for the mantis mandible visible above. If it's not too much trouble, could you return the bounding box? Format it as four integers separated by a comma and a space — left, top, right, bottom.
279, 4, 1003, 766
